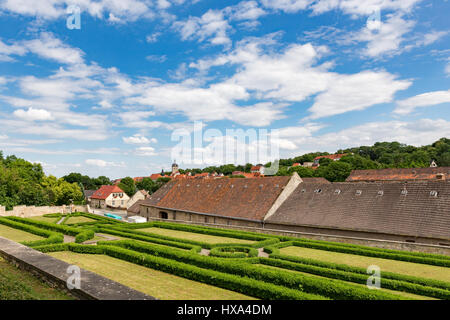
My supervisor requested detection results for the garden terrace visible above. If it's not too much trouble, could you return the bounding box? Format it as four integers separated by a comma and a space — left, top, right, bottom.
0, 212, 449, 300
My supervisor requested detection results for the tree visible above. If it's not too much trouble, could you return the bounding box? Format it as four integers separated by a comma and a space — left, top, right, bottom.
136, 177, 155, 193
288, 166, 314, 177
317, 161, 353, 182
118, 177, 136, 197
437, 152, 450, 166
41, 175, 84, 205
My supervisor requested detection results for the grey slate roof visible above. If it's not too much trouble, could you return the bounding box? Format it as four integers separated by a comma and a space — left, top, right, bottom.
266, 181, 450, 240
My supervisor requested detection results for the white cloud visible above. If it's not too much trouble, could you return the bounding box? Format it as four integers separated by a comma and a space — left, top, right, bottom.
173, 9, 231, 45
13, 107, 54, 121
261, 0, 312, 13
0, 33, 85, 64
277, 118, 450, 156
310, 0, 421, 16
85, 159, 125, 167
146, 32, 162, 43
0, 0, 155, 22
225, 1, 267, 21
394, 90, 450, 115
308, 71, 411, 119
146, 54, 167, 62
0, 39, 27, 61
135, 146, 158, 156
351, 14, 415, 58
123, 134, 151, 144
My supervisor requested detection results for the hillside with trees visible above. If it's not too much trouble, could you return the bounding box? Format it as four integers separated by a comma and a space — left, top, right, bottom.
181, 138, 450, 182
1, 138, 448, 208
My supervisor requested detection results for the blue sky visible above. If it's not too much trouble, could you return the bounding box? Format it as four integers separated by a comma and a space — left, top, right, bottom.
0, 0, 449, 179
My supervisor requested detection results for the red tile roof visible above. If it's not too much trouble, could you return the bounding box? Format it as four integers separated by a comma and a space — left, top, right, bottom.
346, 167, 450, 182
150, 174, 164, 180
91, 185, 125, 200
314, 154, 347, 161
292, 163, 301, 167
141, 176, 292, 221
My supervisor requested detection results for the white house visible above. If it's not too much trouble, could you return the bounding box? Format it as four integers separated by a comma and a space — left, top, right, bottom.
90, 185, 130, 209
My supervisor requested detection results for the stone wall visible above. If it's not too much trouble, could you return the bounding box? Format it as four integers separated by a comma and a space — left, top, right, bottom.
138, 205, 262, 228
0, 205, 88, 217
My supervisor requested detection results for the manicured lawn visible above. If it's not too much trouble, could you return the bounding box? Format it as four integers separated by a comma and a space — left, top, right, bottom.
279, 246, 450, 283
0, 257, 73, 300
65, 216, 95, 224
0, 224, 43, 243
138, 227, 255, 245
257, 264, 435, 300
28, 216, 59, 223
49, 252, 256, 300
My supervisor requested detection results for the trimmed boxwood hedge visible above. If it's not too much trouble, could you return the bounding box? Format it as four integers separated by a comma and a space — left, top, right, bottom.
259, 257, 450, 300
35, 242, 325, 300
99, 240, 405, 300
0, 217, 63, 247
103, 224, 278, 249
269, 241, 450, 268
97, 227, 202, 252
264, 247, 450, 292
210, 246, 259, 258
281, 237, 450, 262
5, 216, 94, 243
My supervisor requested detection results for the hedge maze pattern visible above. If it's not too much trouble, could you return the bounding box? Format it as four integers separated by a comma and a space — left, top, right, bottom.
0, 212, 449, 300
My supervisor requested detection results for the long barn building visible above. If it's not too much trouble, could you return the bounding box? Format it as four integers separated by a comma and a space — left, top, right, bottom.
129, 170, 450, 247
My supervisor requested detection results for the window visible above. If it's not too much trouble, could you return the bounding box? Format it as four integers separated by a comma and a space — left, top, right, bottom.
334, 189, 341, 195
159, 211, 168, 219
355, 190, 362, 196
401, 189, 408, 196
405, 239, 416, 243
173, 212, 177, 220
430, 191, 438, 197
377, 190, 384, 196
112, 200, 115, 205
121, 200, 124, 205
314, 189, 322, 193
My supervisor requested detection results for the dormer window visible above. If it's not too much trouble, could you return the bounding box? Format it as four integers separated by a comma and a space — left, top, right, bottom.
334, 189, 341, 195
377, 191, 384, 196
314, 189, 322, 193
401, 189, 408, 196
356, 190, 362, 196
430, 191, 438, 197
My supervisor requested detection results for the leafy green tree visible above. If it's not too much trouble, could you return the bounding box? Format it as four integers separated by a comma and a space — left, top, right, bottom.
288, 166, 315, 177
136, 177, 155, 193
118, 177, 136, 197
316, 161, 353, 182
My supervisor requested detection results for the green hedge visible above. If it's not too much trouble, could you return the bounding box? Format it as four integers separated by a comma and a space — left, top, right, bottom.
99, 240, 404, 300
282, 237, 450, 262
0, 217, 63, 247
97, 227, 201, 251
269, 241, 450, 268
102, 224, 277, 249
38, 242, 325, 300
260, 258, 450, 300
5, 216, 94, 243
129, 221, 271, 241
264, 247, 450, 292
210, 246, 259, 258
